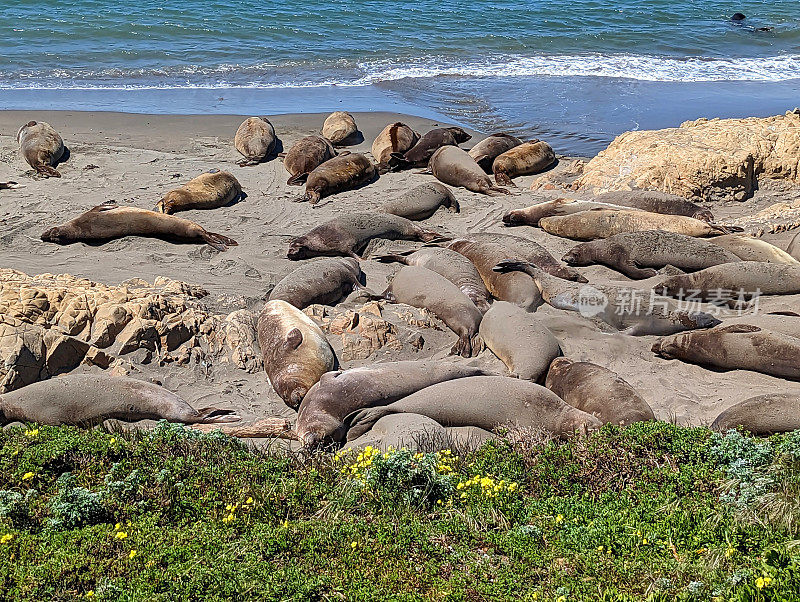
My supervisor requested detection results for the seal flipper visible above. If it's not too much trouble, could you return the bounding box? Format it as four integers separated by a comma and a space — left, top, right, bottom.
194, 408, 242, 424
93, 201, 120, 212
287, 172, 308, 186
236, 157, 261, 167
373, 253, 413, 265
716, 324, 762, 334
36, 164, 61, 178
202, 231, 239, 251
387, 152, 411, 171
486, 186, 511, 196
343, 407, 396, 441
285, 328, 304, 350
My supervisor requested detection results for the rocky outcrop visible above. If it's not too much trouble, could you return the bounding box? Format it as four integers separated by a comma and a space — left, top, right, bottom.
728, 200, 800, 236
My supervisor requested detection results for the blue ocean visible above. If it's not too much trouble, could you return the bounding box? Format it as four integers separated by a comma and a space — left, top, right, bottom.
2, 0, 799, 155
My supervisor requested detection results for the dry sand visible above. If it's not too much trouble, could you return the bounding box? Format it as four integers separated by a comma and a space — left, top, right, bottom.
1, 110, 799, 436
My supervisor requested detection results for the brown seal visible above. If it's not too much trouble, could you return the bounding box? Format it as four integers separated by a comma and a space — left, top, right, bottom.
268, 257, 365, 309
708, 234, 800, 264
372, 122, 420, 173
493, 140, 555, 186
155, 170, 242, 214
467, 133, 523, 172
380, 182, 459, 220
388, 126, 471, 170
296, 361, 489, 447
712, 393, 800, 434
0, 374, 239, 425
283, 135, 337, 185
428, 146, 510, 196
789, 230, 800, 261
257, 299, 337, 409
300, 152, 376, 204
17, 120, 65, 177
545, 358, 655, 426
653, 262, 800, 301
594, 190, 714, 222
503, 198, 639, 227
41, 201, 238, 251
287, 213, 445, 260
234, 116, 277, 166
322, 111, 358, 145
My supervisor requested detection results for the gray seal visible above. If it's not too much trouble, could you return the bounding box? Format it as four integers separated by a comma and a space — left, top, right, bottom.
283, 135, 337, 186
268, 257, 365, 309
380, 182, 459, 221
17, 120, 65, 177
653, 262, 800, 301
234, 116, 277, 166
712, 393, 800, 434
467, 133, 523, 172
708, 234, 800, 264
388, 127, 471, 170
594, 191, 714, 223
428, 146, 510, 196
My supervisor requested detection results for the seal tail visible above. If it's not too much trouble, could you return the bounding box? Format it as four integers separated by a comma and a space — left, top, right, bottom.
344, 407, 396, 441
154, 199, 172, 214
494, 172, 513, 187
486, 186, 511, 196
450, 334, 483, 358
202, 231, 239, 251
35, 164, 61, 178
709, 223, 744, 235
236, 157, 261, 167
286, 172, 308, 186
373, 253, 412, 264
194, 408, 242, 423
0, 181, 21, 190
387, 152, 411, 171
492, 259, 532, 274
418, 230, 451, 243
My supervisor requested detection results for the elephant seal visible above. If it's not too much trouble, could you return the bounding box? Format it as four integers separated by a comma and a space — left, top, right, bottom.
41, 202, 238, 251
708, 234, 800, 264
503, 198, 640, 227
0, 181, 21, 190
467, 133, 522, 172
493, 140, 556, 186
322, 111, 358, 145
283, 135, 336, 185
428, 146, 510, 196
789, 231, 800, 261
447, 238, 542, 311
379, 265, 483, 357
257, 299, 336, 409
562, 231, 740, 279
372, 122, 420, 173
493, 259, 721, 335
479, 301, 561, 381
712, 393, 800, 434
296, 361, 489, 447
652, 324, 800, 380
17, 121, 65, 177
388, 127, 471, 170
155, 170, 242, 214
594, 191, 714, 223
234, 116, 277, 166
380, 182, 459, 220
300, 152, 376, 204
268, 257, 365, 309
287, 213, 444, 260
375, 247, 491, 312
653, 262, 800, 300
343, 413, 493, 452
0, 374, 240, 426
539, 209, 731, 240
545, 358, 654, 426
344, 376, 602, 441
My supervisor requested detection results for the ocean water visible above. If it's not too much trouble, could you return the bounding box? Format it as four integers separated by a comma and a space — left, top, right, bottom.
2, 0, 799, 155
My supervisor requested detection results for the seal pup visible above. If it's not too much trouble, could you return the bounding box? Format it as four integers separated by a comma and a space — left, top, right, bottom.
562, 231, 740, 279
594, 191, 714, 223
789, 231, 800, 262
155, 170, 242, 214
380, 182, 459, 221
708, 234, 800, 264
322, 111, 359, 145
479, 301, 561, 381
712, 393, 800, 434
268, 258, 365, 309
257, 299, 336, 409
371, 122, 420, 173
299, 152, 376, 204
344, 376, 602, 441
493, 140, 556, 186
545, 358, 654, 426
378, 265, 483, 357
653, 262, 800, 300
283, 135, 337, 185
0, 374, 239, 426
295, 361, 489, 447
234, 116, 277, 166
467, 133, 523, 172
388, 127, 471, 170
374, 246, 491, 312
493, 259, 721, 335
287, 213, 445, 260
17, 120, 65, 177
428, 146, 510, 196
652, 324, 800, 380
503, 198, 640, 227
41, 202, 238, 251
0, 181, 21, 190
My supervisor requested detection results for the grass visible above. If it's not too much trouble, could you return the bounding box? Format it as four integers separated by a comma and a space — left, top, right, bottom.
0, 421, 799, 601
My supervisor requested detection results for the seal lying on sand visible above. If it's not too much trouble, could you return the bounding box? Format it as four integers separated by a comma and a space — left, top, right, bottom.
344, 376, 602, 441
372, 122, 420, 173
155, 170, 242, 214
479, 301, 561, 381
0, 374, 239, 426
388, 127, 471, 170
594, 191, 714, 222
322, 111, 359, 145
712, 393, 800, 434
545, 358, 654, 426
300, 152, 376, 204
503, 198, 641, 227
344, 413, 494, 452
0, 181, 21, 190
17, 121, 65, 177
283, 135, 336, 185
789, 231, 800, 261
653, 262, 800, 300
295, 361, 489, 447
287, 213, 444, 260
428, 146, 510, 196
708, 234, 800, 264
234, 116, 277, 166
380, 182, 459, 220
257, 299, 336, 409
41, 202, 238, 251
652, 324, 800, 380
268, 257, 365, 309
493, 140, 555, 186
467, 133, 522, 172
562, 231, 740, 279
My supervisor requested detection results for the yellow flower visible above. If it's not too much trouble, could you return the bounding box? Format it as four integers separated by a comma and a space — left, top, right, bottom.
114, 522, 122, 531
555, 514, 564, 524
85, 591, 95, 598
597, 545, 604, 552
756, 577, 765, 589
557, 596, 566, 602
109, 437, 116, 445
508, 482, 518, 492
129, 550, 137, 559
24, 429, 39, 438
725, 547, 735, 558
0, 534, 14, 544
351, 541, 358, 549
763, 576, 772, 587
21, 472, 34, 481
642, 539, 648, 545
245, 497, 254, 505
114, 531, 127, 540
531, 594, 539, 600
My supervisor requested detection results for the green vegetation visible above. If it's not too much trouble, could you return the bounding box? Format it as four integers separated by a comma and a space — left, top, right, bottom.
1, 421, 799, 601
